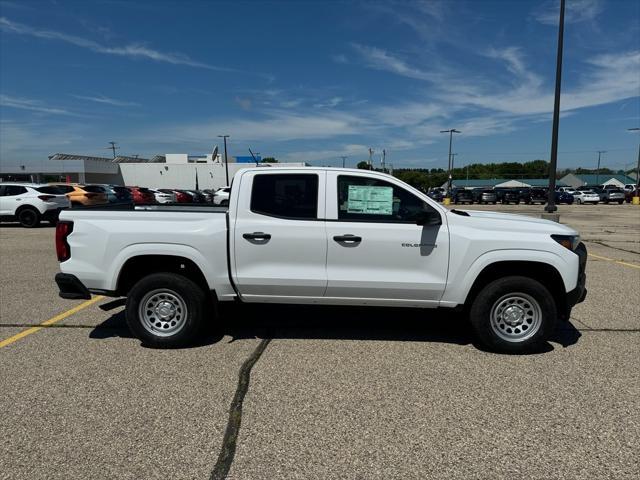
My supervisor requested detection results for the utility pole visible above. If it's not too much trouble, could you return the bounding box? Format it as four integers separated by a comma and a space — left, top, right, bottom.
218, 135, 230, 185
340, 156, 348, 168
368, 148, 374, 170
106, 141, 119, 159
440, 129, 461, 201
596, 150, 606, 186
381, 149, 386, 172
545, 0, 565, 214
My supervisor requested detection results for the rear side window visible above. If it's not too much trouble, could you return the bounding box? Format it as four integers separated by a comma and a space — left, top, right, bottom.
251, 174, 318, 220
82, 185, 105, 193
3, 186, 27, 196
55, 185, 75, 193
34, 186, 64, 194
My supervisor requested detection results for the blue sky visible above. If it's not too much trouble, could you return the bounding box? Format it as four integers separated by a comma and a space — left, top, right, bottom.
1, 0, 638, 171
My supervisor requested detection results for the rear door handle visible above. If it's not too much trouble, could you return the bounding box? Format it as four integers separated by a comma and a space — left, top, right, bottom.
333, 234, 362, 243
243, 232, 271, 240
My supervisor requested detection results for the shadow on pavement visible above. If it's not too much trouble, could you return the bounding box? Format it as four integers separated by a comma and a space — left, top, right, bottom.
89, 302, 583, 353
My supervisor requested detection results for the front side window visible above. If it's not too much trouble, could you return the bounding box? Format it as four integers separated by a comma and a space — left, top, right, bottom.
337, 175, 436, 223
251, 174, 318, 220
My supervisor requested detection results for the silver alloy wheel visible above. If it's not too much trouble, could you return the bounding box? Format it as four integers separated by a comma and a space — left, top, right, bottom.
138, 288, 188, 337
489, 292, 542, 343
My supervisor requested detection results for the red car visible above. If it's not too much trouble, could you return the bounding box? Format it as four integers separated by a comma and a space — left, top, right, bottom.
126, 186, 157, 205
159, 189, 190, 203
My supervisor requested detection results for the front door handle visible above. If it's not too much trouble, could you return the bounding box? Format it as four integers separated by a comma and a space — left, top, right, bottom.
333, 234, 362, 243
243, 232, 271, 240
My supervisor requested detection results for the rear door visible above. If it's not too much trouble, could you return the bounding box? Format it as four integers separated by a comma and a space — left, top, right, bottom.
232, 171, 327, 301
324, 172, 449, 306
0, 185, 28, 215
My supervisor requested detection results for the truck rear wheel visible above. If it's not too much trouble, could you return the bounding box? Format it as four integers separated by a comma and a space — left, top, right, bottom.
126, 272, 207, 348
469, 276, 557, 354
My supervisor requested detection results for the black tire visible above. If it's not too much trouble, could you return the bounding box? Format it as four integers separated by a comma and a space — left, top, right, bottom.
17, 207, 41, 228
125, 272, 208, 348
469, 276, 557, 354
618, 200, 623, 205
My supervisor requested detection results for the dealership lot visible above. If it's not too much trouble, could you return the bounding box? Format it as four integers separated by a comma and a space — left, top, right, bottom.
1, 204, 639, 479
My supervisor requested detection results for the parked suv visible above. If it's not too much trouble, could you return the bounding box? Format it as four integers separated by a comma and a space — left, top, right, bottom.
495, 188, 520, 204
452, 188, 473, 204
126, 187, 157, 205
519, 188, 547, 205
594, 187, 625, 204
471, 189, 497, 204
0, 183, 70, 227
213, 186, 231, 205
50, 183, 109, 206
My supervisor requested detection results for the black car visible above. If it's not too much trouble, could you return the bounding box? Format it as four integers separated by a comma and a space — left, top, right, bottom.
519, 187, 547, 205
495, 188, 520, 204
555, 191, 575, 204
452, 188, 474, 204
427, 190, 443, 202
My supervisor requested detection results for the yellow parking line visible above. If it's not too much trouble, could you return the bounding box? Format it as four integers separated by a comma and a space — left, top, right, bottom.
0, 296, 104, 348
588, 253, 640, 270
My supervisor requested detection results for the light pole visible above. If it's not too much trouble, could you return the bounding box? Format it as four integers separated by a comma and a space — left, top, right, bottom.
545, 0, 565, 214
440, 129, 461, 201
596, 150, 606, 186
218, 135, 230, 185
340, 156, 348, 168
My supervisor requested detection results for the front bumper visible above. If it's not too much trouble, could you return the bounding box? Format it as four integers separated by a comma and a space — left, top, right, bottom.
566, 242, 587, 308
55, 273, 91, 300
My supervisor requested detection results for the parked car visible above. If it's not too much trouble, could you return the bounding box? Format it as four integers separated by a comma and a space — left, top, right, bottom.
213, 186, 231, 206
149, 189, 175, 204
495, 188, 520, 204
593, 187, 625, 204
83, 185, 133, 204
555, 191, 575, 204
471, 189, 497, 204
625, 188, 640, 203
623, 183, 637, 193
55, 167, 587, 354
426, 190, 443, 202
0, 183, 70, 227
573, 189, 600, 204
452, 188, 473, 204
126, 186, 157, 205
519, 188, 547, 205
157, 189, 189, 203
184, 190, 206, 203
557, 186, 577, 195
50, 183, 109, 207
200, 189, 214, 203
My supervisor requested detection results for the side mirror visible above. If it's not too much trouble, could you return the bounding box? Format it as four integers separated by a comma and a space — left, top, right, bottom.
415, 210, 442, 226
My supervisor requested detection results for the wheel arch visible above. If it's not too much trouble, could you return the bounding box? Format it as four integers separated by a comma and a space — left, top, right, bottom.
463, 260, 567, 316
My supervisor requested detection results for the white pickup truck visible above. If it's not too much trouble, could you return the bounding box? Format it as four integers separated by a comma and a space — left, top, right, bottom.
55, 168, 586, 353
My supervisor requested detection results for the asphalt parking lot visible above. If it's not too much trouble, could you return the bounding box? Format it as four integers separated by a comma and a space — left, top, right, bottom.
1, 203, 639, 480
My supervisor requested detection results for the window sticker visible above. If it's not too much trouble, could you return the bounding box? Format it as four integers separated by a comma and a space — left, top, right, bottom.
347, 185, 393, 215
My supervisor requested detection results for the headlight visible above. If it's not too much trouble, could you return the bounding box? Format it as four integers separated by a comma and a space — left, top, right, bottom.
551, 234, 580, 251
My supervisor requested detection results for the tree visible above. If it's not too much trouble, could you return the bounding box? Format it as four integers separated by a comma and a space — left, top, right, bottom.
357, 161, 369, 169
261, 157, 278, 163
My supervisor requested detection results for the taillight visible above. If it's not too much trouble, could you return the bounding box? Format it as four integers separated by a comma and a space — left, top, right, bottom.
38, 195, 55, 201
56, 221, 73, 262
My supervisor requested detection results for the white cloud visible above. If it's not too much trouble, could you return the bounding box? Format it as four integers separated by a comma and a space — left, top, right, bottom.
70, 94, 140, 107
0, 94, 77, 115
234, 96, 252, 110
351, 43, 441, 82
0, 17, 234, 71
331, 53, 348, 64
280, 144, 369, 164
532, 0, 603, 25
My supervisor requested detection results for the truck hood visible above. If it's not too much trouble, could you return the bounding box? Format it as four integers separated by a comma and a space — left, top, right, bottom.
448, 209, 578, 235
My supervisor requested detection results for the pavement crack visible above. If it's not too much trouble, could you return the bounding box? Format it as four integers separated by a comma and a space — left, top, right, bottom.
585, 240, 640, 256
210, 338, 271, 480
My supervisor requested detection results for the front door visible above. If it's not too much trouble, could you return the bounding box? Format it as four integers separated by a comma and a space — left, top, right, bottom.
324, 172, 449, 306
232, 171, 327, 301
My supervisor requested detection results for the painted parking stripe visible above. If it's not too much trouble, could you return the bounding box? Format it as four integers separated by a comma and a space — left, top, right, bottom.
588, 253, 640, 270
0, 296, 104, 348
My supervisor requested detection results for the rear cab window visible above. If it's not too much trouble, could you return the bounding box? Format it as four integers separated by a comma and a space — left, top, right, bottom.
250, 174, 318, 220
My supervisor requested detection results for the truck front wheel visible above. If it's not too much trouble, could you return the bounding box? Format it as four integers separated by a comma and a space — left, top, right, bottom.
469, 276, 557, 354
126, 273, 206, 348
